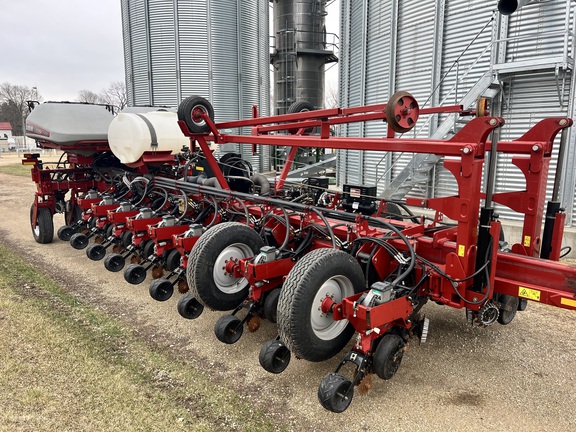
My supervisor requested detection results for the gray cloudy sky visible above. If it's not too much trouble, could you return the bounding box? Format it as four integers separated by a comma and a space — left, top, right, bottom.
1, 0, 124, 101
0, 0, 339, 104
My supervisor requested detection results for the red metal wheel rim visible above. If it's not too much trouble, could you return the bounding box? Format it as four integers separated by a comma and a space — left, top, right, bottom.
392, 96, 418, 130
191, 105, 207, 126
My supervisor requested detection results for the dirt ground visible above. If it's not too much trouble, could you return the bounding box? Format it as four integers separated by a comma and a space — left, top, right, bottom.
1, 154, 575, 431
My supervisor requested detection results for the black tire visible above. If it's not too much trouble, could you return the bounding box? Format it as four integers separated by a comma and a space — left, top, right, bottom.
263, 288, 281, 324
372, 333, 405, 380
317, 373, 354, 413
277, 248, 364, 362
259, 339, 291, 374
142, 240, 155, 260
86, 243, 107, 261
104, 253, 126, 272
57, 225, 75, 242
105, 224, 114, 239
70, 232, 89, 250
30, 205, 54, 244
124, 264, 147, 285
177, 95, 214, 134
518, 298, 528, 311
149, 278, 174, 302
214, 315, 244, 344
287, 100, 315, 134
165, 249, 181, 272
121, 230, 133, 247
497, 294, 519, 325
177, 295, 204, 320
187, 222, 264, 311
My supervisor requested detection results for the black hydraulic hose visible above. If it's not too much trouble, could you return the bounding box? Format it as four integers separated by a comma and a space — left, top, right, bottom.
155, 176, 413, 252
261, 205, 291, 251
229, 197, 250, 226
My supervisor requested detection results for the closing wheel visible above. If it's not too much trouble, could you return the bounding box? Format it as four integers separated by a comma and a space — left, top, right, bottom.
318, 373, 354, 413
30, 205, 54, 244
177, 95, 214, 134
259, 339, 291, 374
57, 225, 76, 242
386, 90, 419, 134
149, 278, 174, 302
177, 295, 204, 320
187, 222, 264, 311
165, 249, 181, 272
372, 333, 406, 380
214, 315, 243, 344
124, 264, 147, 285
277, 248, 364, 363
497, 294, 519, 325
263, 288, 281, 324
70, 232, 89, 250
86, 243, 107, 261
104, 253, 126, 272
121, 230, 133, 247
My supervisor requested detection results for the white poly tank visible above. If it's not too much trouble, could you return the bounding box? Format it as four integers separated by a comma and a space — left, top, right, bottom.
108, 111, 189, 164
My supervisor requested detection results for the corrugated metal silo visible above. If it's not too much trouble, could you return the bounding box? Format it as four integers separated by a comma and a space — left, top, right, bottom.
338, 0, 576, 225
120, 0, 271, 172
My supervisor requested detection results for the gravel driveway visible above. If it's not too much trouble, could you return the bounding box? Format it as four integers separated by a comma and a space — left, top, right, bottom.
1, 158, 575, 431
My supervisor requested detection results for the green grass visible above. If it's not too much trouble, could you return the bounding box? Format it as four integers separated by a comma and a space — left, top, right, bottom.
0, 246, 281, 432
0, 163, 32, 177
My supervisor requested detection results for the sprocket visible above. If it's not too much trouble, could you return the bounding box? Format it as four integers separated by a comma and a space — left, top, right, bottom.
475, 301, 499, 326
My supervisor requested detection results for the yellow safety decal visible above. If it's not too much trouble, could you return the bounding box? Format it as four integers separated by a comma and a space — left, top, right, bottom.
523, 235, 531, 247
458, 245, 465, 257
518, 286, 541, 302
560, 297, 576, 308
196, 166, 204, 171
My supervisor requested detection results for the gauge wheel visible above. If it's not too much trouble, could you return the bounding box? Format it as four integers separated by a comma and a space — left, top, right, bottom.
372, 333, 406, 380
497, 294, 519, 325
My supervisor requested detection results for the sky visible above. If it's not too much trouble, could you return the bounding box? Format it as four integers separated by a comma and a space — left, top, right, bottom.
0, 0, 125, 101
0, 0, 339, 103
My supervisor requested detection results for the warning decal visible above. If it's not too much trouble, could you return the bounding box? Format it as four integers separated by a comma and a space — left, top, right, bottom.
518, 286, 541, 301
560, 297, 576, 308
523, 235, 531, 247
458, 245, 465, 257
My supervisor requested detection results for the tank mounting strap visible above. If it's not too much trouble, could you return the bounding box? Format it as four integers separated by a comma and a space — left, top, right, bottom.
135, 114, 158, 148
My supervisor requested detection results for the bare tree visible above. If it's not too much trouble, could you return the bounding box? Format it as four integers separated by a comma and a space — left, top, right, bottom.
0, 83, 41, 135
100, 81, 127, 110
324, 81, 339, 109
77, 89, 104, 104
